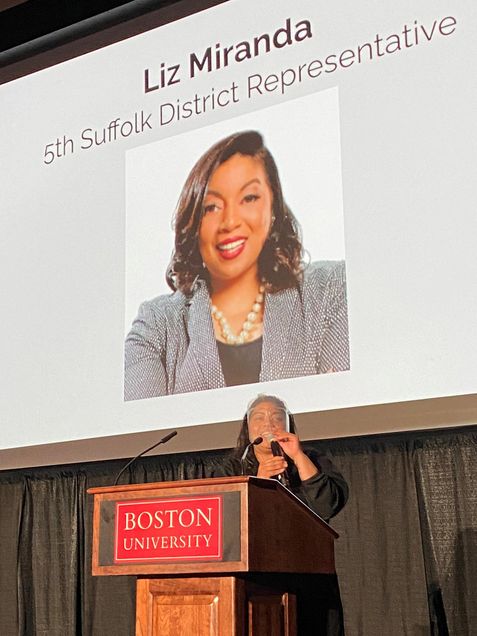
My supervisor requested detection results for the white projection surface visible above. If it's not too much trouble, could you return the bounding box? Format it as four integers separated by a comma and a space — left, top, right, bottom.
1, 0, 476, 463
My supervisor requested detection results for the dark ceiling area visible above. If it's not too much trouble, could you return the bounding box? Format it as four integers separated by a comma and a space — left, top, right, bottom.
0, 0, 180, 54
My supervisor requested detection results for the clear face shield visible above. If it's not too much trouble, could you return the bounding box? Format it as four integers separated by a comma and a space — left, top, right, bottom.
247, 405, 290, 442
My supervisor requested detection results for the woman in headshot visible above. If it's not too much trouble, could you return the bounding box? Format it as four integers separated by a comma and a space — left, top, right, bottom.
211, 393, 348, 636
124, 130, 349, 400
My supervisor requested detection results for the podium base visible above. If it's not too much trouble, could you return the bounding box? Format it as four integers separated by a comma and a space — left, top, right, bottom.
136, 575, 297, 636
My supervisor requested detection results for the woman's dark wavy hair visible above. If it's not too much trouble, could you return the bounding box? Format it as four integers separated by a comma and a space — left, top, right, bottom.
166, 130, 304, 295
234, 394, 297, 460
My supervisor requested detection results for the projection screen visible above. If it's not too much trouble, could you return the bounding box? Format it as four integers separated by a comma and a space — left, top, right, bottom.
1, 0, 476, 468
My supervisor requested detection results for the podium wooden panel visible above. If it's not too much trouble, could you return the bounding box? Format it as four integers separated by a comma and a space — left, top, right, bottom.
135, 576, 296, 636
135, 576, 244, 636
89, 476, 338, 635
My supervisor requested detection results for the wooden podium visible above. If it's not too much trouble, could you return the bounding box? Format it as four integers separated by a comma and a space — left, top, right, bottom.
88, 476, 338, 635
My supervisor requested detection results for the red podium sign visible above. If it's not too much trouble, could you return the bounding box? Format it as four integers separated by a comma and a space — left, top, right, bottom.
114, 495, 223, 563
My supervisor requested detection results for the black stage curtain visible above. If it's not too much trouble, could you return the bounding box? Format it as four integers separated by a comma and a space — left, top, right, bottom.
1, 426, 476, 636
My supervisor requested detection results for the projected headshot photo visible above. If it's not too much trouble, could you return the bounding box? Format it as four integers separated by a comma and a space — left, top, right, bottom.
124, 89, 350, 400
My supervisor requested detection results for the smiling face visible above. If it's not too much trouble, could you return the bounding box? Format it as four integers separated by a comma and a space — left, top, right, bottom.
198, 153, 273, 290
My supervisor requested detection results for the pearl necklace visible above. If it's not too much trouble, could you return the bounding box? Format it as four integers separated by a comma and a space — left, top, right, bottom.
211, 285, 265, 345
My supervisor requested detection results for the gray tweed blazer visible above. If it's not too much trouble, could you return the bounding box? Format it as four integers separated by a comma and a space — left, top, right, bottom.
124, 261, 349, 400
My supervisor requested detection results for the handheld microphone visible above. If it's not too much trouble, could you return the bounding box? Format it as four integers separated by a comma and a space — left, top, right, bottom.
113, 430, 178, 486
264, 432, 291, 488
240, 436, 263, 475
